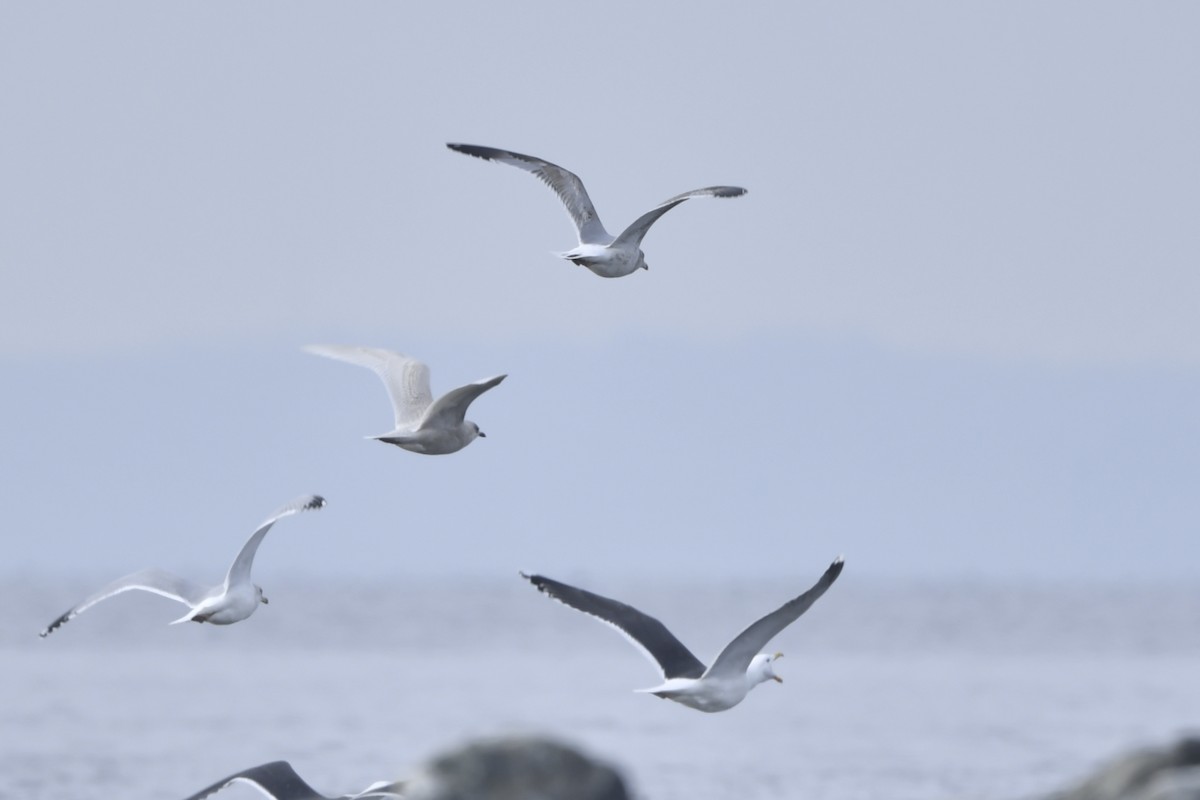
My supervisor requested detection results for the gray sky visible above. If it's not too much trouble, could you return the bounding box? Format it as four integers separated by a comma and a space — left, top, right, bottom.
2, 2, 1197, 583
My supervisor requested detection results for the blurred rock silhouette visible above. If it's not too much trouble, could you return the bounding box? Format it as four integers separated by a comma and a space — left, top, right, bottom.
402, 735, 630, 800
1047, 737, 1200, 800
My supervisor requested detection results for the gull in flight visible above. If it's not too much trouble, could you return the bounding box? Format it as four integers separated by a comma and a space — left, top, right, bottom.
303, 345, 505, 455
447, 143, 746, 278
39, 495, 325, 638
180, 761, 404, 800
521, 556, 844, 712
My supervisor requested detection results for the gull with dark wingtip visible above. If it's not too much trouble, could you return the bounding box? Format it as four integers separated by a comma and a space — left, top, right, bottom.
521, 556, 844, 712
447, 143, 746, 278
179, 761, 404, 800
39, 495, 326, 637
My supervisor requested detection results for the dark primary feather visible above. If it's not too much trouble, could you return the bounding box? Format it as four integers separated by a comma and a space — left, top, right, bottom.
40, 610, 72, 638
446, 142, 519, 162
522, 572, 706, 679
179, 761, 330, 800
658, 185, 747, 203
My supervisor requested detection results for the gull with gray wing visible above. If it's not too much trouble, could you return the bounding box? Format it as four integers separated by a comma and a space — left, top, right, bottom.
521, 556, 843, 712
39, 495, 326, 637
447, 143, 746, 278
303, 345, 505, 455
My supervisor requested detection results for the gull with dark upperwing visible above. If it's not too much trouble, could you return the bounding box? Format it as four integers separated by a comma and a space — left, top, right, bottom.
521, 556, 844, 712
303, 345, 505, 455
447, 143, 746, 278
39, 495, 325, 637
179, 761, 404, 800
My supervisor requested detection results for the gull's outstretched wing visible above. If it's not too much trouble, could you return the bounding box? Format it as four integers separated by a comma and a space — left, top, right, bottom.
179, 761, 331, 800
703, 556, 844, 680
613, 185, 747, 251
224, 495, 326, 590
447, 143, 612, 244
179, 761, 403, 800
39, 568, 210, 638
304, 345, 434, 429
419, 374, 506, 431
522, 572, 707, 680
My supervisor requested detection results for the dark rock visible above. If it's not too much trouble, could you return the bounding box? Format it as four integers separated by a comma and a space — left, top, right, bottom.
1048, 737, 1200, 800
402, 735, 630, 800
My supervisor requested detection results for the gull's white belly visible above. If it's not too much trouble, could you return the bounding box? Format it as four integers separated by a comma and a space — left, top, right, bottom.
374, 426, 474, 455
559, 244, 639, 278
194, 592, 259, 625
639, 677, 752, 713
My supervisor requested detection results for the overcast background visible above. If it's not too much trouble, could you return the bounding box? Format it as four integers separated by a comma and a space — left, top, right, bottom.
2, 2, 1197, 586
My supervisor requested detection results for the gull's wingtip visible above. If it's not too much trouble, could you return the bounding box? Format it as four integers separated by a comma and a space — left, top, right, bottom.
39, 612, 70, 638
824, 556, 846, 582
301, 343, 338, 358
521, 572, 550, 592
271, 494, 327, 519
447, 143, 498, 161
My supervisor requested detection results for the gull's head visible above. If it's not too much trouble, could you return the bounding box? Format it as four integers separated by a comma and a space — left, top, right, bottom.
469, 421, 485, 440
636, 250, 649, 271
255, 584, 269, 605
750, 652, 783, 685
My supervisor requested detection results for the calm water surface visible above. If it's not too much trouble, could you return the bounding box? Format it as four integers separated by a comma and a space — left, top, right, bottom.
2, 576, 1198, 800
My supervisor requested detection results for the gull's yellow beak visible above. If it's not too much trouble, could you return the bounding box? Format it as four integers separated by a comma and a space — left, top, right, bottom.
773, 675, 783, 683
772, 651, 783, 682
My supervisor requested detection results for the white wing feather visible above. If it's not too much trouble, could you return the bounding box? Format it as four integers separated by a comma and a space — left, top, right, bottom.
304, 345, 433, 429
224, 495, 326, 590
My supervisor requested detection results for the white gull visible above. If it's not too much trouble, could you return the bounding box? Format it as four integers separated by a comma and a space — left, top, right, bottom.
39, 495, 325, 637
303, 345, 505, 455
